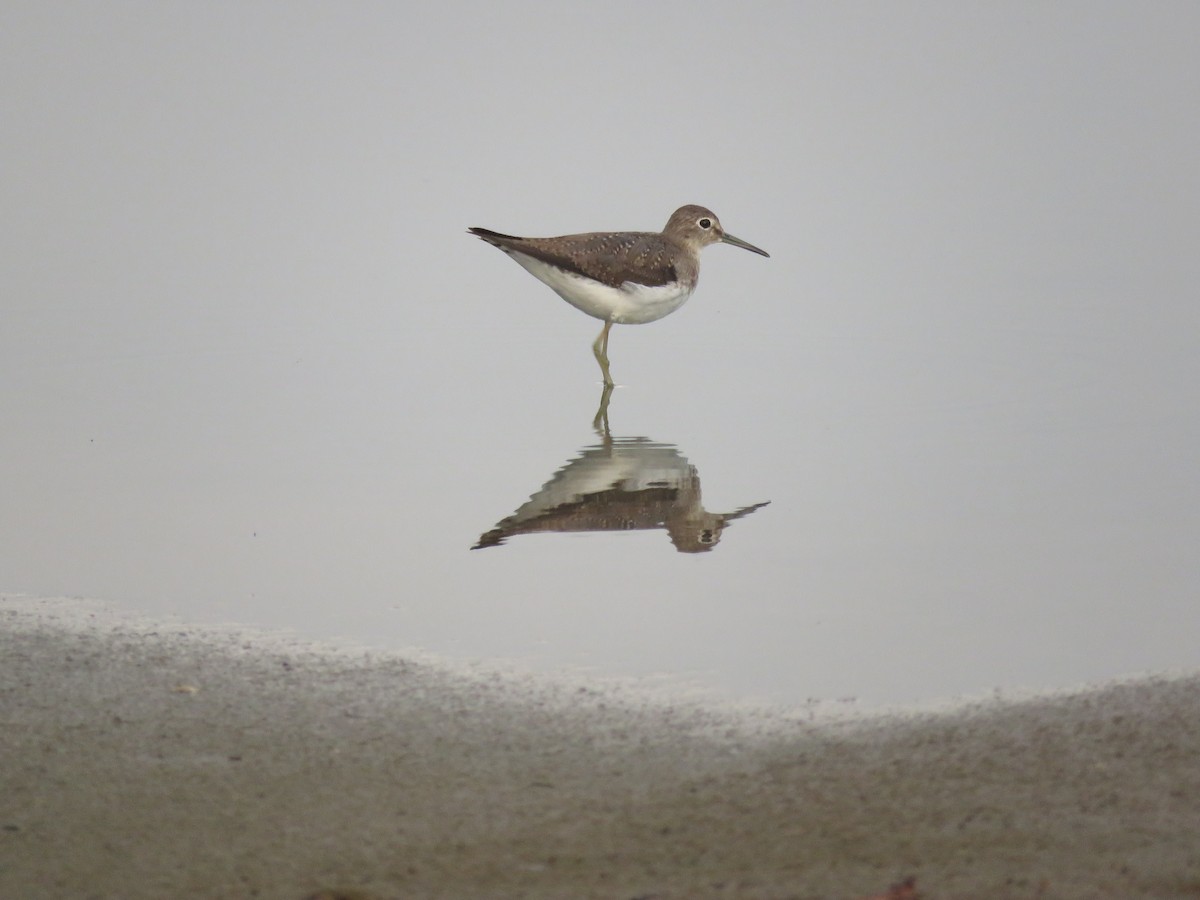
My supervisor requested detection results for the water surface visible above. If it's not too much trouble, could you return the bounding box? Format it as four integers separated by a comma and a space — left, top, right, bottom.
3, 4, 1197, 705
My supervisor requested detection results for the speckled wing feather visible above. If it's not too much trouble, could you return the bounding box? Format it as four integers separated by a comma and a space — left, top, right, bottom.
468, 228, 680, 288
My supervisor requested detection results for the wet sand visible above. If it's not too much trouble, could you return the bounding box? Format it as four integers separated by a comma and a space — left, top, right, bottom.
2, 594, 1197, 899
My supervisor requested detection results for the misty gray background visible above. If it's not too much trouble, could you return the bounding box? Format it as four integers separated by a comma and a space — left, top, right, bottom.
3, 3, 1197, 705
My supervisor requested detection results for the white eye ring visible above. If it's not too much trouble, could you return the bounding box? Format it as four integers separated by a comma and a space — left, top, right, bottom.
698, 218, 712, 229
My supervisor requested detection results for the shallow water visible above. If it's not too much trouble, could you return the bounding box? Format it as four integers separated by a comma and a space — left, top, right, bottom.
3, 4, 1197, 705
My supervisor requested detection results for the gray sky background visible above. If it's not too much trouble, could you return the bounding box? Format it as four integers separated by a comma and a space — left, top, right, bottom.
2, 3, 1197, 705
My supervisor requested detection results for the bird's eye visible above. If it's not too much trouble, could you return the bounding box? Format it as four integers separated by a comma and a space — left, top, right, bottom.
698, 218, 712, 229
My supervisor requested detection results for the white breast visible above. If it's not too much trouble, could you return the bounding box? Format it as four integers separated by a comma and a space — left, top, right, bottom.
504, 251, 693, 325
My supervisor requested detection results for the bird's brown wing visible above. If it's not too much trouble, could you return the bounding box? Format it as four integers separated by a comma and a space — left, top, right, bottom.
469, 228, 678, 288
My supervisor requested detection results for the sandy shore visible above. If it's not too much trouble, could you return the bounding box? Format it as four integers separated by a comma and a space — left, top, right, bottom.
2, 594, 1197, 899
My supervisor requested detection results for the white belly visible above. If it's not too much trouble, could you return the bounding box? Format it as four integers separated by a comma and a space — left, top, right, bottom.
506, 251, 693, 324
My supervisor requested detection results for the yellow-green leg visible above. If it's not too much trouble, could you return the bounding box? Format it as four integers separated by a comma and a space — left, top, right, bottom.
592, 320, 614, 386
592, 382, 615, 436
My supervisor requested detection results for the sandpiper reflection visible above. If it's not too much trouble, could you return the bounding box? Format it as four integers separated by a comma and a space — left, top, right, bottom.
472, 386, 768, 553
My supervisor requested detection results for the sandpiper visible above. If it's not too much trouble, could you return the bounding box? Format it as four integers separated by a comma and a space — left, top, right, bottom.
468, 205, 769, 385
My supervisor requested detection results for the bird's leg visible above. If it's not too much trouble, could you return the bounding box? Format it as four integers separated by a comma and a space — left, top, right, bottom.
592, 320, 614, 386
592, 382, 615, 437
